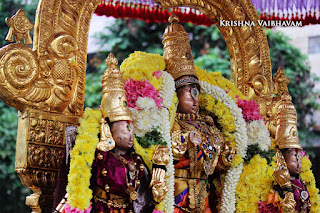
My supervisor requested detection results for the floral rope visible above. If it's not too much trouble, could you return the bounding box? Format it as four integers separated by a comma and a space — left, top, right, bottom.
200, 80, 248, 212
158, 71, 175, 212
159, 108, 175, 213
66, 108, 101, 211
300, 156, 320, 212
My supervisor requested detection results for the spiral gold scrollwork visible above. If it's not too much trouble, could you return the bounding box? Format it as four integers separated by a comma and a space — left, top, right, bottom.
0, 43, 43, 111
0, 44, 39, 90
247, 74, 269, 99
48, 34, 79, 59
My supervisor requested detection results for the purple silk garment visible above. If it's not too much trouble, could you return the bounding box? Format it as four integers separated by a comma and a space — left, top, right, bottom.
91, 150, 154, 213
93, 151, 130, 198
291, 179, 310, 211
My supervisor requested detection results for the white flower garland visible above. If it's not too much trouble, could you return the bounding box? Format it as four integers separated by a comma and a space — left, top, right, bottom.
158, 70, 175, 213
159, 71, 175, 109
246, 120, 271, 151
158, 108, 175, 213
200, 80, 248, 213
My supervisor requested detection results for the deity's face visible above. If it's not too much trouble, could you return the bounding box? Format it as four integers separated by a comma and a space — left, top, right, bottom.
283, 148, 302, 178
177, 84, 199, 114
111, 120, 134, 152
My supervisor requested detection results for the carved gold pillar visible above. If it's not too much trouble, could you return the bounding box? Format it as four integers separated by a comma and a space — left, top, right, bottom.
15, 109, 79, 212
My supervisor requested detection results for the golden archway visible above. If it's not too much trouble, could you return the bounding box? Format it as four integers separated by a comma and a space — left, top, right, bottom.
0, 0, 274, 211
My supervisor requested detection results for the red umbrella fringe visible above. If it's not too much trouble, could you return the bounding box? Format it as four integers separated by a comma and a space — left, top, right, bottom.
95, 2, 320, 27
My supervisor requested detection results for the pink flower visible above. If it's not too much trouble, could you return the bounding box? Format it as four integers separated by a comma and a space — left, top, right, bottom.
300, 150, 309, 159
258, 200, 279, 213
64, 203, 92, 213
237, 98, 263, 122
153, 70, 162, 79
152, 210, 164, 213
125, 79, 163, 109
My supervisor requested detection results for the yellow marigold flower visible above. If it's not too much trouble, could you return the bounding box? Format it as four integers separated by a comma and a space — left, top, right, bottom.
301, 156, 312, 172
121, 52, 165, 86
231, 155, 243, 167
236, 201, 248, 212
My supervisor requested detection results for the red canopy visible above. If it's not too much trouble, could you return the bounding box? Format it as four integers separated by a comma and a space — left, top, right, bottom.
95, 0, 320, 26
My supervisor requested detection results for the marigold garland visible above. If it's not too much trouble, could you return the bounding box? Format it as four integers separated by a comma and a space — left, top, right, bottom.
300, 156, 320, 212
66, 108, 101, 211
199, 80, 248, 212
236, 155, 275, 213
195, 67, 247, 101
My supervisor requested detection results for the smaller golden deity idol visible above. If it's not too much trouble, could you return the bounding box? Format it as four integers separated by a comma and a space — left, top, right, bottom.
150, 13, 234, 213
263, 93, 311, 213
92, 53, 154, 213
54, 53, 154, 213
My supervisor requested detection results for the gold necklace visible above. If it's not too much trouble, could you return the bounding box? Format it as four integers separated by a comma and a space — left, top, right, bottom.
110, 152, 140, 201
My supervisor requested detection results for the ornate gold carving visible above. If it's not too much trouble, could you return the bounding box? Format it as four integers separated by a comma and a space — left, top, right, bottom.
273, 68, 290, 96
48, 120, 65, 145
26, 193, 41, 213
152, 145, 170, 166
163, 13, 197, 81
97, 118, 115, 152
172, 130, 188, 160
218, 142, 236, 169
273, 150, 291, 189
27, 144, 64, 169
5, 9, 34, 44
15, 109, 78, 212
266, 68, 301, 149
48, 34, 79, 59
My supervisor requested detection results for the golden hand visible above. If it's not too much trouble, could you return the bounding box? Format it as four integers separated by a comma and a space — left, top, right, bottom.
273, 150, 291, 189
150, 168, 168, 203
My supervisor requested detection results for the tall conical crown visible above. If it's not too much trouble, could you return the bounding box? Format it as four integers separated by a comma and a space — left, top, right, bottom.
163, 13, 199, 88
275, 95, 301, 149
101, 53, 131, 122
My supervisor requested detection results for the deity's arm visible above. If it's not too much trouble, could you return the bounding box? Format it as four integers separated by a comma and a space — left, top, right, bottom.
150, 145, 170, 203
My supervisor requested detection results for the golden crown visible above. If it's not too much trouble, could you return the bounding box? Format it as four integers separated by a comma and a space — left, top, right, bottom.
101, 53, 132, 122
275, 95, 301, 149
163, 13, 198, 88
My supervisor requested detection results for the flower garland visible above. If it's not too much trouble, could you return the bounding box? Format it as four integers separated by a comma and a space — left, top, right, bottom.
236, 155, 275, 212
66, 108, 101, 211
195, 67, 247, 101
125, 80, 163, 109
300, 156, 320, 212
200, 81, 248, 158
120, 52, 176, 212
236, 97, 263, 122
157, 71, 175, 212
199, 80, 248, 212
158, 107, 175, 213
